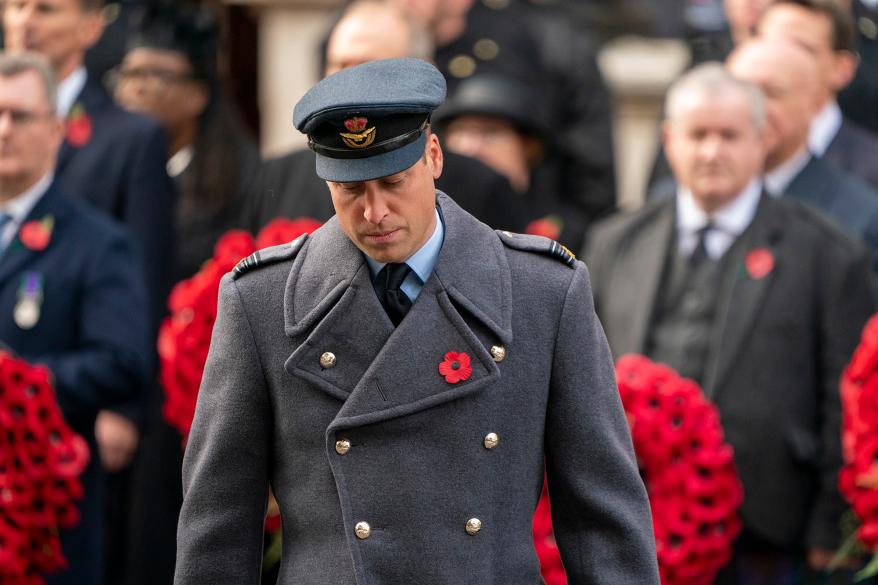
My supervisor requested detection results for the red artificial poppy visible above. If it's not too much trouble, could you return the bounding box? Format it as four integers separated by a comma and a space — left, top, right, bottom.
255, 217, 321, 250
65, 105, 92, 148
18, 217, 53, 251
525, 215, 563, 241
438, 351, 472, 384
744, 248, 774, 280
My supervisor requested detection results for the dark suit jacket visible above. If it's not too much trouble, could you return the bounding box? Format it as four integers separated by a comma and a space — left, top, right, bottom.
786, 155, 878, 282
824, 116, 878, 192
0, 181, 150, 584
586, 193, 876, 550
243, 148, 529, 234
55, 80, 175, 423
176, 193, 659, 585
56, 80, 175, 343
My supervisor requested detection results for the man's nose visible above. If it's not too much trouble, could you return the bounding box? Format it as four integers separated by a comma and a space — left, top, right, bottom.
362, 187, 390, 225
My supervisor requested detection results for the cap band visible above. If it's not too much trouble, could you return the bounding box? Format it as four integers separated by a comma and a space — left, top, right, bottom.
309, 118, 428, 160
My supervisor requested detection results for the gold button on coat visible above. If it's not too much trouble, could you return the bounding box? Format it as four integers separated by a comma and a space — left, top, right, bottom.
335, 439, 351, 455
483, 433, 499, 449
489, 345, 506, 363
320, 352, 337, 369
355, 521, 371, 539
465, 518, 482, 535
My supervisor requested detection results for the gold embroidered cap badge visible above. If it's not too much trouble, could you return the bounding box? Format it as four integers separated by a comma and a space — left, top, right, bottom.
340, 116, 376, 149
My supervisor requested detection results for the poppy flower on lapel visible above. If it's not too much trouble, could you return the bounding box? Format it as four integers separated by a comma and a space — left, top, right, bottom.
19, 216, 54, 251
438, 351, 472, 384
525, 215, 563, 241
65, 103, 92, 148
744, 247, 773, 280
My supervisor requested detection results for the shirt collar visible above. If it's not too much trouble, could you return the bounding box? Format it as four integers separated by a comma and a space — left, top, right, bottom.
56, 66, 88, 117
676, 178, 762, 237
365, 207, 444, 283
764, 147, 811, 196
808, 101, 842, 157
0, 172, 54, 224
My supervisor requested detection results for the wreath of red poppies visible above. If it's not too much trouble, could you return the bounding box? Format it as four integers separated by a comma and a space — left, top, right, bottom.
840, 314, 878, 558
533, 355, 743, 585
0, 351, 90, 583
159, 218, 322, 446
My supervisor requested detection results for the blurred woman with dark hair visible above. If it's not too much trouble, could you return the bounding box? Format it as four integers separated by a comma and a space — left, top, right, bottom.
113, 2, 260, 281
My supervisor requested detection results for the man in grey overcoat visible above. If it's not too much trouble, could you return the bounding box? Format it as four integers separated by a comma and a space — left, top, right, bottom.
174, 58, 659, 585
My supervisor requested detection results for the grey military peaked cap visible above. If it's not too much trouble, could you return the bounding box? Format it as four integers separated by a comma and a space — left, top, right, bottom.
292, 57, 447, 183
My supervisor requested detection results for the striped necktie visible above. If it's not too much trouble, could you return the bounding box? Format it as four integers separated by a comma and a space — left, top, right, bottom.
0, 212, 12, 256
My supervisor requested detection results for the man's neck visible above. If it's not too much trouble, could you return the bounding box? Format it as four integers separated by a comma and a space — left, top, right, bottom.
0, 171, 52, 203
55, 55, 85, 85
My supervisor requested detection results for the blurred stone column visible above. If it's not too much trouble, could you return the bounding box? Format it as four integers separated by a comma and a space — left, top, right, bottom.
599, 37, 690, 210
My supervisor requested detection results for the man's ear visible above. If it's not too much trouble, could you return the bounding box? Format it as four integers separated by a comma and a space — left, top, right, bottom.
426, 132, 443, 180
829, 50, 858, 92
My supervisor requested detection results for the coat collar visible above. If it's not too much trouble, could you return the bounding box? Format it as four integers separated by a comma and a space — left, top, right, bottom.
282, 192, 512, 428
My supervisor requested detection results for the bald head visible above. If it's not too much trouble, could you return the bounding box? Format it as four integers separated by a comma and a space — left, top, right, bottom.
727, 39, 822, 170
325, 0, 434, 77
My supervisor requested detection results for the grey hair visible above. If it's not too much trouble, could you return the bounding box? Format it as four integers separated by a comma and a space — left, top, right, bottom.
0, 52, 58, 112
664, 61, 766, 130
342, 0, 435, 60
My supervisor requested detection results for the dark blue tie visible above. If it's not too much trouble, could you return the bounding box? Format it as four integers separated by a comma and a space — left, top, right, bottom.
376, 263, 412, 326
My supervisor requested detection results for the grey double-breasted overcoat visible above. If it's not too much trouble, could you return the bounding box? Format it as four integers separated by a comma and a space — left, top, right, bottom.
174, 193, 659, 585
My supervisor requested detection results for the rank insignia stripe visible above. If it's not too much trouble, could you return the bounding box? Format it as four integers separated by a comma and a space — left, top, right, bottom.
496, 230, 577, 268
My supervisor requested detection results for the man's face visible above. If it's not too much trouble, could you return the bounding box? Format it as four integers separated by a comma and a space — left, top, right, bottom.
0, 71, 64, 199
727, 41, 820, 169
664, 91, 765, 212
325, 8, 411, 76
327, 133, 443, 263
3, 0, 104, 77
114, 48, 207, 133
758, 4, 853, 98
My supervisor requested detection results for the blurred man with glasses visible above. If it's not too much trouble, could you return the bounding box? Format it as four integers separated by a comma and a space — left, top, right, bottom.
0, 51, 149, 585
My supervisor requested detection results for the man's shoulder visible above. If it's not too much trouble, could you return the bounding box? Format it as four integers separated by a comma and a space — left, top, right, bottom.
588, 197, 672, 249
232, 234, 310, 281
770, 195, 870, 257
495, 230, 577, 269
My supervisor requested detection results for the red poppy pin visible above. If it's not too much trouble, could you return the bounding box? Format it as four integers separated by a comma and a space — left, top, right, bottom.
19, 215, 54, 251
745, 248, 774, 280
439, 351, 472, 384
66, 103, 92, 148
525, 215, 563, 241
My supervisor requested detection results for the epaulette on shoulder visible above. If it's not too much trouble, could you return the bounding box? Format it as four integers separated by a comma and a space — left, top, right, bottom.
232, 233, 309, 280
495, 230, 577, 268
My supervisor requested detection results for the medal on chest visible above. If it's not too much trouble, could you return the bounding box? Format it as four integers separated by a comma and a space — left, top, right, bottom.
14, 272, 43, 330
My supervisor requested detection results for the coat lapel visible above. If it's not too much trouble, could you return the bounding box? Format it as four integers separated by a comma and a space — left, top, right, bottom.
0, 183, 65, 286
703, 194, 782, 398
283, 193, 512, 430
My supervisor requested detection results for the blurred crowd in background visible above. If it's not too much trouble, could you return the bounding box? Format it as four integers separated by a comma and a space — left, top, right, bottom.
2, 0, 878, 583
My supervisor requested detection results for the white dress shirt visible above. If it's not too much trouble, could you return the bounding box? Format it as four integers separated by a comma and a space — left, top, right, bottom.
808, 101, 843, 157
764, 147, 811, 196
676, 179, 762, 260
56, 66, 88, 118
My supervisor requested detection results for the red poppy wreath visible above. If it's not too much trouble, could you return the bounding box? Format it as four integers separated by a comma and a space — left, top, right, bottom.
533, 355, 744, 585
0, 351, 90, 583
839, 314, 878, 579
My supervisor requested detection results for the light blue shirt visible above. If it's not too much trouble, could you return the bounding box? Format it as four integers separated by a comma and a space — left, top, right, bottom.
365, 208, 444, 302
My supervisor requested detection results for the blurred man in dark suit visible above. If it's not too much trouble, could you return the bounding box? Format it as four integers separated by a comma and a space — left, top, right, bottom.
728, 38, 878, 284
0, 51, 149, 585
759, 0, 878, 190
3, 0, 175, 473
586, 62, 875, 585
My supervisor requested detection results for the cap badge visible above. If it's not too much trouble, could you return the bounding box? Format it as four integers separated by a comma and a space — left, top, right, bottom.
340, 117, 376, 149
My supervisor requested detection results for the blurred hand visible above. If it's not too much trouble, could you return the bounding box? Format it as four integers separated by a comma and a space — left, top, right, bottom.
808, 548, 834, 571
95, 410, 140, 473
